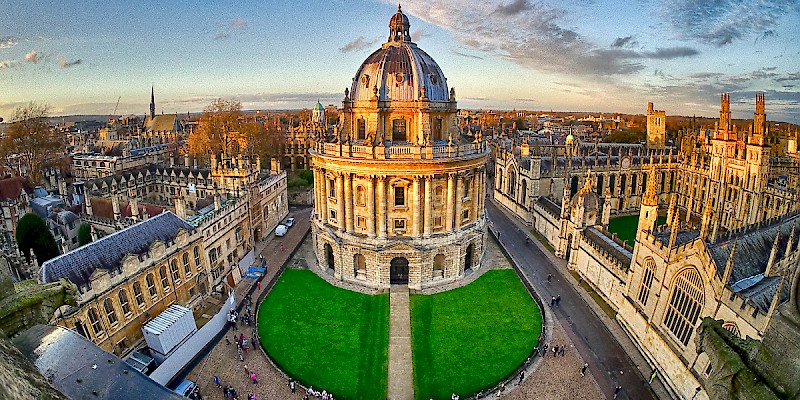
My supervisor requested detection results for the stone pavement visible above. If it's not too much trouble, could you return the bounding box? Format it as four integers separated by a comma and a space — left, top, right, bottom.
182, 207, 312, 400
387, 286, 414, 400
488, 200, 670, 399
504, 319, 603, 400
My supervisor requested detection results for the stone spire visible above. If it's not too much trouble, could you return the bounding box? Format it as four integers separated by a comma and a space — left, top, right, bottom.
721, 239, 737, 286
111, 191, 121, 221
642, 162, 659, 207
700, 197, 713, 241
84, 192, 93, 216
785, 225, 795, 260
668, 210, 680, 248
765, 232, 781, 276
174, 189, 187, 219
150, 86, 156, 119
602, 188, 612, 227
666, 193, 678, 223
561, 175, 571, 218
129, 189, 139, 222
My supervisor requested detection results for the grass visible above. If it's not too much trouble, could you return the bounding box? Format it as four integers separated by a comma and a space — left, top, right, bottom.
569, 271, 617, 320
258, 269, 389, 400
608, 214, 667, 247
410, 270, 541, 400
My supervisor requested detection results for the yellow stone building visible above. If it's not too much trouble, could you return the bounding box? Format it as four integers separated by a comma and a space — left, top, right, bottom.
310, 6, 489, 290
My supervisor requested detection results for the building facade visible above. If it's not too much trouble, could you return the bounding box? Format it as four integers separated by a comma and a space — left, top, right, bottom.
310, 7, 489, 290
494, 94, 799, 399
40, 212, 205, 355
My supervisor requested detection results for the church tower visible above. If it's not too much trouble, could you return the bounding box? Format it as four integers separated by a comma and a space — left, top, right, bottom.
646, 102, 666, 149
150, 86, 156, 119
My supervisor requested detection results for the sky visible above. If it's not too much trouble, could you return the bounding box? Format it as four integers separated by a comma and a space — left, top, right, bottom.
1, 0, 799, 123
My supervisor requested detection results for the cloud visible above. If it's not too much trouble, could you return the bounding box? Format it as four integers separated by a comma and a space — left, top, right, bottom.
0, 37, 17, 49
641, 47, 699, 59
0, 60, 16, 69
57, 56, 82, 69
214, 18, 248, 41
611, 36, 637, 48
411, 29, 428, 41
24, 50, 39, 63
664, 0, 799, 46
451, 49, 484, 60
339, 36, 379, 53
495, 0, 530, 15
386, 0, 684, 77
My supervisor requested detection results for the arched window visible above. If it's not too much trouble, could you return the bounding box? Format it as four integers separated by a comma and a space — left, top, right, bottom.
433, 254, 445, 279
160, 265, 171, 290
663, 268, 704, 345
133, 282, 145, 307
463, 177, 472, 199
508, 172, 516, 196
637, 258, 656, 306
722, 322, 740, 337
193, 246, 201, 267
520, 180, 527, 205
357, 118, 366, 140
88, 308, 103, 336
118, 290, 131, 317
103, 298, 118, 326
146, 273, 157, 298
182, 253, 192, 277
392, 118, 407, 142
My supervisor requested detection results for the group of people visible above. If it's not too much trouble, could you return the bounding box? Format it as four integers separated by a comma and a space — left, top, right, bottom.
305, 385, 334, 400
213, 374, 258, 400
550, 295, 562, 307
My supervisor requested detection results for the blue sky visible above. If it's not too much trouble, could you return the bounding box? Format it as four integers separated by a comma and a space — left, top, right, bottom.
1, 0, 799, 123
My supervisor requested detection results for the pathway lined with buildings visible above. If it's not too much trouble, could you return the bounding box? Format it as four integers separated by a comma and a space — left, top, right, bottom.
486, 200, 660, 400
181, 207, 311, 400
387, 286, 414, 400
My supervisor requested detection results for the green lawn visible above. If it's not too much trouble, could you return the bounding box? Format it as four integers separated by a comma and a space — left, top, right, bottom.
410, 270, 541, 400
258, 269, 389, 400
608, 214, 667, 246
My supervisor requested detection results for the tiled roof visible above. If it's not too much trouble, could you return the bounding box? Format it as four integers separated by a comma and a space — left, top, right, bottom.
144, 114, 180, 132
0, 176, 32, 200
90, 198, 165, 220
40, 211, 193, 286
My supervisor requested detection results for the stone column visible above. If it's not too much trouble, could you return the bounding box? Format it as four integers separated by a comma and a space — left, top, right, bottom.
454, 174, 464, 229
367, 176, 376, 238
473, 172, 481, 222
377, 176, 387, 238
344, 173, 354, 232
336, 174, 345, 231
423, 176, 432, 237
446, 173, 455, 231
412, 176, 422, 237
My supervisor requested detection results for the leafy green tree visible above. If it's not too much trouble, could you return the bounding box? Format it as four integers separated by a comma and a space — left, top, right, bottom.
77, 223, 92, 246
15, 213, 59, 264
298, 170, 314, 186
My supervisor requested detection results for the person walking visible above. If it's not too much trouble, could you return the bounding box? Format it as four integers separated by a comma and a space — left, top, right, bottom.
280, 243, 284, 252
213, 375, 221, 388
289, 379, 296, 393
551, 296, 556, 306
555, 295, 561, 306
547, 273, 552, 283
613, 385, 622, 399
250, 372, 257, 384
580, 363, 588, 377
257, 281, 261, 290
517, 370, 524, 385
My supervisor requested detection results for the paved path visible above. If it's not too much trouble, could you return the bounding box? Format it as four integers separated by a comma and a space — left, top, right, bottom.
387, 285, 414, 400
486, 200, 659, 400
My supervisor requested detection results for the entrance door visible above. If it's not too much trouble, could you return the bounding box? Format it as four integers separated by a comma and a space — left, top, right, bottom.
390, 257, 409, 285
325, 243, 335, 271
464, 244, 474, 272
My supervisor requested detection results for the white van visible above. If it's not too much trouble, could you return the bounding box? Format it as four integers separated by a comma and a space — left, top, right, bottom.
275, 224, 288, 237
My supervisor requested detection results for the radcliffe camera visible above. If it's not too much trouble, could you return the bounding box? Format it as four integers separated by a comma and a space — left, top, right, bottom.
1, 2, 799, 400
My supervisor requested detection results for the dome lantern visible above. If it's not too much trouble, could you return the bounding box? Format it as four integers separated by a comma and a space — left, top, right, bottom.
389, 4, 411, 42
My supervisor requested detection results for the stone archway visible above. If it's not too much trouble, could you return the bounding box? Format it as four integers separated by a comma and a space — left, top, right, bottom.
464, 244, 474, 272
325, 243, 335, 272
390, 257, 409, 285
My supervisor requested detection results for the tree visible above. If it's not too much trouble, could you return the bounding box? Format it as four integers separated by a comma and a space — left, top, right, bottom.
77, 223, 92, 246
15, 213, 59, 264
0, 102, 64, 184
187, 99, 244, 159
240, 120, 285, 160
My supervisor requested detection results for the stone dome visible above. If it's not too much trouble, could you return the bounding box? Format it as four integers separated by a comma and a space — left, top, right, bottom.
349, 6, 450, 103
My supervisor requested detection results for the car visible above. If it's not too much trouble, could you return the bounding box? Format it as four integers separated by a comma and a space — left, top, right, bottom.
275, 224, 288, 237
173, 380, 198, 398
285, 217, 295, 228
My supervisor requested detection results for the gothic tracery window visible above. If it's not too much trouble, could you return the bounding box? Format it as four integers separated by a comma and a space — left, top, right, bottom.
637, 258, 656, 306
663, 268, 704, 346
